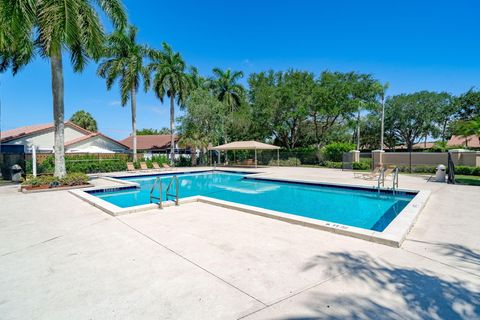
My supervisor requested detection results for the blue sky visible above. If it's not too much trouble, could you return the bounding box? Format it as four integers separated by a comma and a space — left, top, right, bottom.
1, 0, 479, 139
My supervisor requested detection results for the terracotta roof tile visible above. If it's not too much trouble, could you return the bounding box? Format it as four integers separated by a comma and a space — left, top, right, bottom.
120, 135, 178, 150
0, 121, 91, 142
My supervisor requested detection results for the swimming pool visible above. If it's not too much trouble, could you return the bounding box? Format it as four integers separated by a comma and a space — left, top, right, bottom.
88, 171, 415, 232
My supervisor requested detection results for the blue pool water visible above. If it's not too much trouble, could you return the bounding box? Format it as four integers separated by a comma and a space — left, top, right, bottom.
90, 171, 414, 231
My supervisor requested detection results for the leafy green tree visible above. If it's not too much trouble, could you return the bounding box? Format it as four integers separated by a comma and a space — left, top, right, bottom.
208, 68, 245, 112
0, 0, 126, 177
97, 26, 149, 162
178, 88, 226, 146
136, 128, 170, 135
70, 110, 98, 132
148, 43, 192, 163
455, 89, 480, 120
385, 91, 446, 151
452, 118, 480, 147
248, 70, 315, 149
178, 132, 209, 166
310, 72, 359, 148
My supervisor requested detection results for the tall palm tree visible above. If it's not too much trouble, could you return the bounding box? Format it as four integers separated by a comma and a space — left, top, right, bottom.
97, 26, 149, 162
148, 43, 191, 163
0, 0, 126, 177
208, 68, 245, 112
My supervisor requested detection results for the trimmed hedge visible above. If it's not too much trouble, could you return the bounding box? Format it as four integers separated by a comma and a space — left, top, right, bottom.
321, 142, 356, 162
352, 161, 371, 170
323, 161, 343, 169
22, 173, 89, 187
269, 157, 301, 166
27, 155, 127, 174
455, 166, 480, 176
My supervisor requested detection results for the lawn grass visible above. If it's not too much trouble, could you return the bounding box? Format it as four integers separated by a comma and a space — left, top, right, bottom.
455, 175, 480, 186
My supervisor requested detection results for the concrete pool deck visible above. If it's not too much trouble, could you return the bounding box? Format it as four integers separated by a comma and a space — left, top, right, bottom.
0, 167, 479, 319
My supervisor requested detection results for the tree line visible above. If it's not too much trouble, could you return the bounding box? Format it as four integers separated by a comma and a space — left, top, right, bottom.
1, 0, 479, 177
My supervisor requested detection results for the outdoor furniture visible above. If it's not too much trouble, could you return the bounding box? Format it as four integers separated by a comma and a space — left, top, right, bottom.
354, 166, 383, 180
127, 162, 135, 171
140, 162, 148, 170
152, 162, 161, 170
162, 163, 174, 170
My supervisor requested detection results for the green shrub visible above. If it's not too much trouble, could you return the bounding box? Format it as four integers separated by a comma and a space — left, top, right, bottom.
22, 173, 88, 188
321, 142, 356, 162
31, 155, 128, 174
176, 156, 191, 167
455, 166, 480, 176
269, 157, 301, 166
323, 161, 343, 169
352, 161, 371, 170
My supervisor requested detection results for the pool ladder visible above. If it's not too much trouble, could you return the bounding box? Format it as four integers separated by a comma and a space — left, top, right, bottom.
149, 175, 179, 209
376, 167, 399, 194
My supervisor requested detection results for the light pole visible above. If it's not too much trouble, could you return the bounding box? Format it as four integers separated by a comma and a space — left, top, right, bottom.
380, 83, 389, 151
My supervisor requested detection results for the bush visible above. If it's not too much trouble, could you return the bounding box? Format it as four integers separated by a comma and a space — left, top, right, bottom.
455, 166, 480, 176
269, 157, 301, 166
29, 155, 128, 174
352, 161, 371, 170
321, 142, 356, 162
176, 156, 191, 167
22, 173, 89, 188
323, 161, 343, 169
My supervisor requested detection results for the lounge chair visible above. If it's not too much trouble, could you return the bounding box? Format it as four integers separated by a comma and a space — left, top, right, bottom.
127, 162, 135, 171
354, 166, 383, 180
152, 162, 161, 170
162, 163, 175, 171
140, 162, 149, 170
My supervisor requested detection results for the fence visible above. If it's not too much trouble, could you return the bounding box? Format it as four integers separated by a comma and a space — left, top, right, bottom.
210, 150, 322, 167
0, 153, 26, 179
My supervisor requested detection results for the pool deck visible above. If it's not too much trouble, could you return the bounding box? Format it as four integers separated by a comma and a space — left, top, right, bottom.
0, 167, 479, 319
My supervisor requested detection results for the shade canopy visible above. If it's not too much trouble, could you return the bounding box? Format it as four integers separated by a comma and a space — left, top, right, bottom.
211, 140, 280, 151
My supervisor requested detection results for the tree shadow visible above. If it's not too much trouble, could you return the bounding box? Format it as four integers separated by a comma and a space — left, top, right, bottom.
407, 239, 480, 269
290, 252, 480, 320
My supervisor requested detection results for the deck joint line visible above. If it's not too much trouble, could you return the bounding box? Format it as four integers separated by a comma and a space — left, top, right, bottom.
115, 216, 267, 307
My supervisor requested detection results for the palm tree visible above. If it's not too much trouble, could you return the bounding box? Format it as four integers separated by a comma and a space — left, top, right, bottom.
148, 43, 191, 163
0, 0, 126, 177
97, 26, 150, 162
208, 68, 245, 112
178, 132, 209, 166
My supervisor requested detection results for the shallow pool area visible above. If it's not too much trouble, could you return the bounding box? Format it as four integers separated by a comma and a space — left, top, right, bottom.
88, 171, 415, 232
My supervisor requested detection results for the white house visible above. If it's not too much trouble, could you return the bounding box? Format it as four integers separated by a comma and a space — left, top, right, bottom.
0, 121, 129, 154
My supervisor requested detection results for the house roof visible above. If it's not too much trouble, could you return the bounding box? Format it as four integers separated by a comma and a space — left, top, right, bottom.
212, 140, 280, 150
120, 135, 178, 150
65, 132, 130, 149
448, 135, 480, 148
0, 121, 92, 142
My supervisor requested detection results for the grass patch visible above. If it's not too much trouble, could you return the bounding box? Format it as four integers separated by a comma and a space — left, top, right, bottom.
455, 175, 480, 186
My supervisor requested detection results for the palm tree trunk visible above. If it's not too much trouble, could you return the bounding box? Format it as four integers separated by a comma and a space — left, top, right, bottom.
356, 109, 361, 151
131, 88, 137, 162
170, 94, 175, 164
51, 49, 66, 178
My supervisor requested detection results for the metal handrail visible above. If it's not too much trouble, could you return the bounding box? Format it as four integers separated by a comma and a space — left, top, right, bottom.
392, 167, 399, 193
149, 177, 163, 209
166, 175, 179, 206
377, 168, 385, 191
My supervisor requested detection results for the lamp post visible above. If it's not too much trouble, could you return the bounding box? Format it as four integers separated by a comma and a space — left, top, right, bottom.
380, 83, 389, 151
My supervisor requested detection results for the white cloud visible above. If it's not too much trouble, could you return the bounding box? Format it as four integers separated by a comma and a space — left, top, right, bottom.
108, 100, 121, 107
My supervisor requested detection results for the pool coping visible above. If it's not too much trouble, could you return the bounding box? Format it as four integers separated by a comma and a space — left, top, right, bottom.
69, 170, 431, 247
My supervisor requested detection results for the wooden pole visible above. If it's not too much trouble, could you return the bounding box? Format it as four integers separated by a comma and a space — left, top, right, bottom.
255, 149, 257, 168
277, 149, 279, 167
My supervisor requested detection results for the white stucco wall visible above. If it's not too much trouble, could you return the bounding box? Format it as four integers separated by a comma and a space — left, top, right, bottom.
4, 126, 86, 152
66, 136, 128, 153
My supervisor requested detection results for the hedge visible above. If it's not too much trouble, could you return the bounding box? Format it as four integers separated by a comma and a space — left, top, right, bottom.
321, 142, 355, 162
22, 173, 89, 187
27, 155, 127, 174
